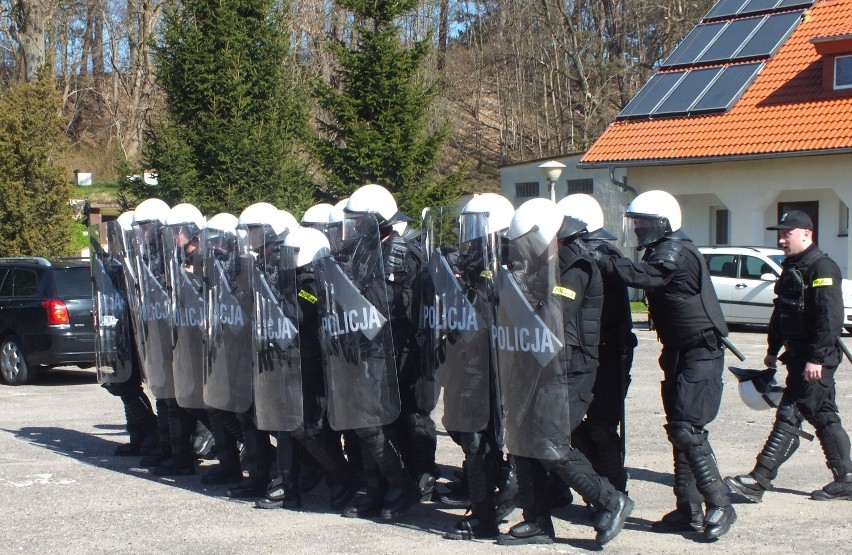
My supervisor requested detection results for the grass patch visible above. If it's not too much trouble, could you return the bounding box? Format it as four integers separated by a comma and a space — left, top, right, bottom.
630, 301, 648, 313
73, 182, 121, 204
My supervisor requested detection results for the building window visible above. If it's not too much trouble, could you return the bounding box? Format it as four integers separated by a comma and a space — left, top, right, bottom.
835, 55, 852, 90
515, 182, 540, 198
711, 207, 729, 246
566, 179, 594, 195
840, 201, 849, 237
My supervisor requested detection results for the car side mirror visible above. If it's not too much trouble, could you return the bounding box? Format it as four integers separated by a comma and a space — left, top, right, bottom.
760, 272, 777, 282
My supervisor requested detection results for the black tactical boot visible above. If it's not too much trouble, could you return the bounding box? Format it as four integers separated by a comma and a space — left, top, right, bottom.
380, 480, 421, 520
811, 470, 852, 500
342, 474, 385, 519
227, 477, 269, 498
445, 499, 499, 541
152, 457, 195, 476
200, 463, 243, 485
595, 492, 634, 546
255, 475, 302, 509
496, 517, 555, 545
651, 502, 704, 533
140, 443, 171, 467
703, 505, 737, 541
725, 474, 769, 503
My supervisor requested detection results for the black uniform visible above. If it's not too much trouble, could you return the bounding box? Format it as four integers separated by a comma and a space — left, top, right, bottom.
388, 233, 439, 496
729, 244, 852, 500
596, 230, 734, 536
502, 241, 630, 546
263, 268, 355, 510
572, 238, 635, 493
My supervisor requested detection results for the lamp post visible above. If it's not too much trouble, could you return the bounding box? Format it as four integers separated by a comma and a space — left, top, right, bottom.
539, 160, 566, 203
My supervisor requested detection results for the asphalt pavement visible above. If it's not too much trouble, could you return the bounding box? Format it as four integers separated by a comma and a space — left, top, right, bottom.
2, 326, 852, 554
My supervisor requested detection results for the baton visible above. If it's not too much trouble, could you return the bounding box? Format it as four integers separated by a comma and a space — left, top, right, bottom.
720, 335, 746, 362
838, 338, 852, 365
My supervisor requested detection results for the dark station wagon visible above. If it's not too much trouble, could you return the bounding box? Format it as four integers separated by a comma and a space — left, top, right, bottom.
0, 257, 96, 385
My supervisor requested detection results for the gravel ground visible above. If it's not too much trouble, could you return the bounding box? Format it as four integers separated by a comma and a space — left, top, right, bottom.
2, 326, 852, 554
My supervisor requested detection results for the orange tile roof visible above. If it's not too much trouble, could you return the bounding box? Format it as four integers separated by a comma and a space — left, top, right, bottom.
581, 0, 852, 166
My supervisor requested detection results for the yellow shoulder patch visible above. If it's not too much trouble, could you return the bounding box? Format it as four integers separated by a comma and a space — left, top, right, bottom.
480, 270, 493, 280
298, 289, 318, 304
552, 285, 576, 300
812, 278, 833, 287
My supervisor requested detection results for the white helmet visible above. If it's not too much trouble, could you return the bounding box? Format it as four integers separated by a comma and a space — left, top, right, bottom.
459, 193, 515, 243
728, 367, 784, 410
278, 210, 299, 233
505, 198, 563, 255
283, 227, 331, 268
132, 198, 170, 226
239, 202, 285, 233
328, 198, 348, 225
558, 194, 599, 233
165, 203, 205, 229
301, 203, 334, 227
117, 211, 135, 232
345, 184, 412, 227
625, 190, 681, 247
206, 212, 239, 234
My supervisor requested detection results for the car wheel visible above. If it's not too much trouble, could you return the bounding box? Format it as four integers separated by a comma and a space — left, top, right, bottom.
0, 336, 35, 385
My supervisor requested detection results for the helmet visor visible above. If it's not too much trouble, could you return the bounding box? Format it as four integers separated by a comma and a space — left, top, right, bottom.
623, 215, 668, 248
459, 212, 488, 245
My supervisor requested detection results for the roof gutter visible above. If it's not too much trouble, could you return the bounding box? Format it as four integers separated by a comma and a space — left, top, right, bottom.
579, 147, 852, 169
609, 166, 637, 196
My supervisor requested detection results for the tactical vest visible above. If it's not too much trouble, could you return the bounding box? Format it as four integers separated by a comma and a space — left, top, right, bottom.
776, 247, 826, 341
646, 238, 726, 349
587, 239, 633, 346
560, 246, 603, 358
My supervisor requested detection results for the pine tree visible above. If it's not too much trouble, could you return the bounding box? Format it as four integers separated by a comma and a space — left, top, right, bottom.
0, 69, 75, 257
142, 0, 314, 216
314, 0, 459, 218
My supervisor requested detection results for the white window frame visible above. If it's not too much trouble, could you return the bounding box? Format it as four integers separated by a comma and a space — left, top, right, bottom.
834, 55, 852, 90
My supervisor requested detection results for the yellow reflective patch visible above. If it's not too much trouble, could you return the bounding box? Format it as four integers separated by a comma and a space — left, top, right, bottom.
480, 270, 493, 280
812, 278, 833, 287
298, 289, 318, 304
552, 285, 576, 300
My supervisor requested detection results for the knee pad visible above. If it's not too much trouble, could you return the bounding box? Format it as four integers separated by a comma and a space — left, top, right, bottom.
666, 422, 705, 451
777, 404, 804, 428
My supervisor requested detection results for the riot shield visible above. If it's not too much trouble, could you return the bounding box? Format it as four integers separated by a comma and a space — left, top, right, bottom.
132, 222, 175, 399
89, 221, 135, 384
494, 232, 568, 460
164, 227, 207, 409
250, 235, 303, 432
203, 227, 254, 413
422, 207, 492, 432
316, 214, 399, 431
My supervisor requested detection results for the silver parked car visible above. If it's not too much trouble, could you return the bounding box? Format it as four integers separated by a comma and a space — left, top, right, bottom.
699, 246, 852, 332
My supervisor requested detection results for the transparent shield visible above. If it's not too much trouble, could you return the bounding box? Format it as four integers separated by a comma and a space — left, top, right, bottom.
90, 222, 134, 385
494, 235, 569, 460
251, 240, 304, 432
131, 222, 175, 399
317, 216, 399, 430
164, 226, 206, 409
202, 227, 253, 413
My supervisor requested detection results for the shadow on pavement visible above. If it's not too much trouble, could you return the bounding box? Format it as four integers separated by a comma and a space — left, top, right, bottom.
33, 367, 98, 386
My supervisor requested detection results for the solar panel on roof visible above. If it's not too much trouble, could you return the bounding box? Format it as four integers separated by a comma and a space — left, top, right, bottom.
661, 22, 727, 68
705, 0, 749, 20
617, 72, 686, 119
775, 0, 814, 8
739, 0, 781, 16
736, 11, 802, 59
691, 62, 763, 112
698, 17, 763, 64
653, 67, 724, 115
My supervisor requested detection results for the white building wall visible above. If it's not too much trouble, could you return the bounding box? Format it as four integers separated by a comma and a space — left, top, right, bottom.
626, 154, 852, 276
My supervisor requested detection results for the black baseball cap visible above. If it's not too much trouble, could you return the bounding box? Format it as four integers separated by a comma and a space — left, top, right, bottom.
766, 210, 813, 231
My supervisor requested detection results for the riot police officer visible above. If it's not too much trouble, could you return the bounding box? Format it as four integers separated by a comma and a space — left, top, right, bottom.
496, 199, 633, 547
91, 210, 158, 456
333, 184, 423, 520
558, 194, 635, 495
427, 193, 516, 540
726, 210, 852, 502
593, 190, 736, 541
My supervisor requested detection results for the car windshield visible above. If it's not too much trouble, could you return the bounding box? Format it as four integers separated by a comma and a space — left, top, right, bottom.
769, 254, 785, 266
53, 267, 92, 297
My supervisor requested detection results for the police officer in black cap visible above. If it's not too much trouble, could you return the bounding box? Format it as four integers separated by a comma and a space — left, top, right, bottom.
726, 210, 852, 502
593, 190, 735, 541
